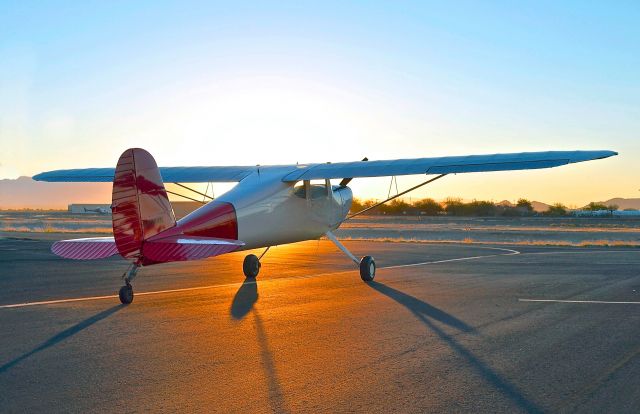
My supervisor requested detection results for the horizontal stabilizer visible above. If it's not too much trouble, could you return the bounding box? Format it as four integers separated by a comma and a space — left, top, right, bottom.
142, 235, 244, 262
52, 237, 119, 260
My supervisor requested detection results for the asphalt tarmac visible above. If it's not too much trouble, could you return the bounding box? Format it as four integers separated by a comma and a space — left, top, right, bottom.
1, 233, 639, 413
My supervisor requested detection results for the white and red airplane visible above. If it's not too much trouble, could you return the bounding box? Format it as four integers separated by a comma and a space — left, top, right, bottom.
34, 148, 616, 304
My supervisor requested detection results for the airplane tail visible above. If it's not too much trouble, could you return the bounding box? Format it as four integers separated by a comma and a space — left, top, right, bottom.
51, 148, 244, 263
111, 148, 176, 261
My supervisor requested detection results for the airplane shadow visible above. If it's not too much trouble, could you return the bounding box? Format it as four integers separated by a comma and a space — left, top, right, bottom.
229, 280, 289, 413
368, 281, 543, 414
254, 310, 288, 413
368, 281, 477, 334
0, 304, 124, 374
230, 278, 258, 320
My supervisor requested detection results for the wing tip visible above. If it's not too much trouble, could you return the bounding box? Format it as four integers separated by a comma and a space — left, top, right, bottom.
32, 172, 47, 181
571, 150, 618, 163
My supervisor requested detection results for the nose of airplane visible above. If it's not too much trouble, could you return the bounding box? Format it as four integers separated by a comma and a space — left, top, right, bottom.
334, 186, 353, 218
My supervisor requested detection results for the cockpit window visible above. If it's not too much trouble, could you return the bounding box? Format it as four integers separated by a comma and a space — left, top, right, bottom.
293, 183, 327, 199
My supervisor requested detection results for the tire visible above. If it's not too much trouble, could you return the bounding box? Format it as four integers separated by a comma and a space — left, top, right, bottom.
359, 256, 376, 282
243, 254, 261, 278
119, 284, 134, 304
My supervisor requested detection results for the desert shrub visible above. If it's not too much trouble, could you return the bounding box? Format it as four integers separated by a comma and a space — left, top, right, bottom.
413, 198, 443, 215
544, 203, 567, 216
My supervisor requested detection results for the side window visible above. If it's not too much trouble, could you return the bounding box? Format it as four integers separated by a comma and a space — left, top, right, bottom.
293, 184, 306, 198
293, 182, 328, 199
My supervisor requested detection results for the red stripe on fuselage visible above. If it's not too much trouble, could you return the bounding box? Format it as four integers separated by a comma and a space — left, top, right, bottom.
150, 201, 238, 241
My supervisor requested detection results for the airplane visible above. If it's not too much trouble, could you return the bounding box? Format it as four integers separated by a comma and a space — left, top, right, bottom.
83, 207, 110, 214
34, 148, 617, 304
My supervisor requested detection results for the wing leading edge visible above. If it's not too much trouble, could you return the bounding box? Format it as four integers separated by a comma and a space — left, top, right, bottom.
33, 166, 256, 183
280, 150, 617, 182
33, 150, 616, 183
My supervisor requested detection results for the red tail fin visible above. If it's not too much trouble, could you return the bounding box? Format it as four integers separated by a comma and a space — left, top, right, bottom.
111, 148, 176, 261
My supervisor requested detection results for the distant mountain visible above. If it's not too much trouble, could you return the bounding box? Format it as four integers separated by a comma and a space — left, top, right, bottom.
531, 201, 551, 213
0, 177, 111, 209
597, 198, 640, 210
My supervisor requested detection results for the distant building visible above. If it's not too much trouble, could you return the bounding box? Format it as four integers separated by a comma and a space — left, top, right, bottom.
572, 209, 640, 217
68, 204, 112, 214
68, 201, 201, 218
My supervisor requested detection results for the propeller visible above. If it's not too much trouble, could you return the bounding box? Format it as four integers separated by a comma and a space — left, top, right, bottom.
339, 157, 368, 187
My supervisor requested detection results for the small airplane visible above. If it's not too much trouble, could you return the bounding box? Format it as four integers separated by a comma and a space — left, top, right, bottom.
34, 148, 617, 304
83, 207, 110, 214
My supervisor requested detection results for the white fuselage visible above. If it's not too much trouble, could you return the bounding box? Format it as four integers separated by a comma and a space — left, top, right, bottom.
215, 171, 353, 249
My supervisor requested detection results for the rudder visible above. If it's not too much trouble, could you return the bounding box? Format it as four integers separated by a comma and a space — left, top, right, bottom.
111, 148, 176, 261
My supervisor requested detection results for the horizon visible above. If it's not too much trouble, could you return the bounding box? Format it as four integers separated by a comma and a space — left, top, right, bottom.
1, 175, 639, 211
1, 2, 638, 205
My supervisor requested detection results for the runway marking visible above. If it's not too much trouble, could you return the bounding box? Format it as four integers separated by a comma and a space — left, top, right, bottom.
384, 246, 520, 269
518, 249, 640, 256
3, 247, 636, 310
0, 246, 521, 309
519, 298, 640, 305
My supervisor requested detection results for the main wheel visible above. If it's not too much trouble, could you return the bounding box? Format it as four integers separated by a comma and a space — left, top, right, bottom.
243, 254, 261, 278
119, 284, 134, 304
359, 256, 376, 282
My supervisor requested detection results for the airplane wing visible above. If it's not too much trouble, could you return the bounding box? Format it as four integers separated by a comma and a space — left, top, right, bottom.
33, 166, 255, 182
280, 150, 617, 182
34, 150, 616, 183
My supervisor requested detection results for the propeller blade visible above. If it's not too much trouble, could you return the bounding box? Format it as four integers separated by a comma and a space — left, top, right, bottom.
339, 157, 368, 187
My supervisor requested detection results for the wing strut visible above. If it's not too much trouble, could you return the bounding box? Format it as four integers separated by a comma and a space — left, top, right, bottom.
344, 173, 448, 221
172, 183, 214, 200
165, 190, 207, 204
164, 182, 216, 204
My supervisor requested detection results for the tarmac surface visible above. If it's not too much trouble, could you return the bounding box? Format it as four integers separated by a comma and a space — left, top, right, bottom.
1, 233, 640, 413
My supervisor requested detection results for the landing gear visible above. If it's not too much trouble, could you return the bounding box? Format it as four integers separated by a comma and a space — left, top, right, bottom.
119, 283, 134, 304
325, 231, 376, 282
359, 256, 376, 281
119, 263, 139, 305
243, 254, 261, 278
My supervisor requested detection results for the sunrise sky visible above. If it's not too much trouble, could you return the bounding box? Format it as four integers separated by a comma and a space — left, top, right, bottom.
1, 1, 638, 206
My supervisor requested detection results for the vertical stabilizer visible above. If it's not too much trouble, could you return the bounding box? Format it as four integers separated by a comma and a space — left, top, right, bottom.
111, 148, 176, 261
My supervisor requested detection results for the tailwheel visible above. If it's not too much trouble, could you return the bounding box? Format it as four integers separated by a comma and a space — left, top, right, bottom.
243, 254, 261, 278
359, 256, 376, 282
119, 283, 134, 304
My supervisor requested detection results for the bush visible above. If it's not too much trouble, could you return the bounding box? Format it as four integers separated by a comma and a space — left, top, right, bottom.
413, 198, 443, 215
585, 202, 608, 211
516, 198, 534, 213
545, 203, 567, 216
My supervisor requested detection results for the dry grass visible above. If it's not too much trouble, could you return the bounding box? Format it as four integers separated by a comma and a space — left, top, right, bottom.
340, 221, 640, 233
3, 225, 638, 248
333, 236, 640, 248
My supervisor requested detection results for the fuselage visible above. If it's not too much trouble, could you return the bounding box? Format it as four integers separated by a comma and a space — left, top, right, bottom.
170, 171, 353, 249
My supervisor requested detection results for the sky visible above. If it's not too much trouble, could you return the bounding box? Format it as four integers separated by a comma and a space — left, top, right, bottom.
1, 1, 638, 207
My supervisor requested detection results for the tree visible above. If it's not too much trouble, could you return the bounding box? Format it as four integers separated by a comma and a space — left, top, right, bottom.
585, 202, 608, 211
516, 198, 534, 213
545, 203, 567, 216
468, 200, 496, 216
380, 199, 411, 215
413, 198, 443, 215
349, 198, 377, 214
444, 198, 466, 216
